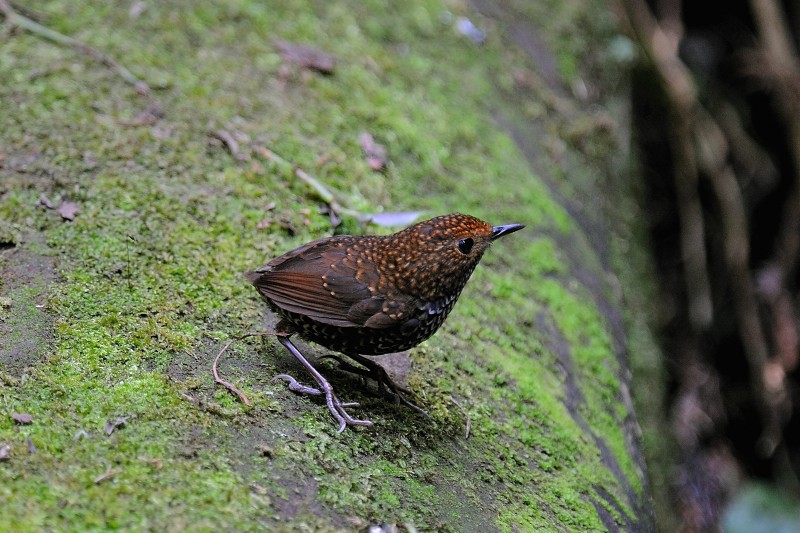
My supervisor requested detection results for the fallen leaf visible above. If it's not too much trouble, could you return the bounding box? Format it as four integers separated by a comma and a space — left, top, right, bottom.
275, 39, 336, 74
11, 412, 33, 425
57, 201, 80, 221
456, 16, 487, 44
38, 193, 57, 209
116, 104, 163, 127
94, 467, 120, 484
368, 211, 425, 227
104, 414, 136, 435
359, 132, 388, 170
38, 194, 80, 220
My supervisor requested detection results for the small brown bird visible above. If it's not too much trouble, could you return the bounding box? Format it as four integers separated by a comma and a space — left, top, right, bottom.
246, 213, 524, 431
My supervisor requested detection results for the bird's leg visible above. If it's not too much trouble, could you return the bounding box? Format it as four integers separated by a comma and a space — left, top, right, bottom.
272, 374, 360, 408
318, 354, 374, 380
343, 353, 430, 418
276, 336, 373, 431
319, 354, 398, 392
272, 374, 322, 395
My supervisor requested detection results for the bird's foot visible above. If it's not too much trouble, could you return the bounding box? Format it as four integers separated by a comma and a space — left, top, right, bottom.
273, 374, 360, 407
327, 353, 431, 419
273, 373, 322, 395
386, 388, 430, 418
276, 337, 372, 432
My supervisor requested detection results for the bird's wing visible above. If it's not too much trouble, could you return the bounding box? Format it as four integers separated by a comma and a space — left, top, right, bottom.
248, 237, 412, 329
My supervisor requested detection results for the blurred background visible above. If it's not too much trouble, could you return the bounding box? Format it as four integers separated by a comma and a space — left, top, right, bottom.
621, 0, 800, 530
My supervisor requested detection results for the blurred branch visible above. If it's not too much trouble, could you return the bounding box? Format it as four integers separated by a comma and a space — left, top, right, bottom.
695, 112, 782, 455
621, 0, 800, 523
619, 0, 791, 445
0, 0, 149, 94
255, 146, 360, 225
253, 147, 423, 229
619, 0, 713, 329
747, 0, 800, 289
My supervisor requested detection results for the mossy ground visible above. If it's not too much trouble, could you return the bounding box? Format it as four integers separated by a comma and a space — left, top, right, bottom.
1, 0, 650, 530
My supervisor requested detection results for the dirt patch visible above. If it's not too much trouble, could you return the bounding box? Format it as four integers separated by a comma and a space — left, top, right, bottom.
0, 239, 57, 375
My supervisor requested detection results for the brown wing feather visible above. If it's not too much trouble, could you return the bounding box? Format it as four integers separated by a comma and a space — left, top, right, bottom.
264, 236, 339, 268
248, 236, 408, 329
256, 270, 356, 326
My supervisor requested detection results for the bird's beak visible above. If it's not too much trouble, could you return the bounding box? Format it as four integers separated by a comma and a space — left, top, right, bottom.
491, 223, 525, 241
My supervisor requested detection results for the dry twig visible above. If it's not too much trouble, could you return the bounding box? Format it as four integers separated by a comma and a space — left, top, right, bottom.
0, 0, 149, 94
212, 332, 284, 406
620, 0, 800, 518
449, 396, 471, 439
619, 0, 713, 330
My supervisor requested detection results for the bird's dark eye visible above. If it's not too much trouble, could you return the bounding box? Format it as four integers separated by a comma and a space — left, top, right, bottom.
457, 237, 474, 254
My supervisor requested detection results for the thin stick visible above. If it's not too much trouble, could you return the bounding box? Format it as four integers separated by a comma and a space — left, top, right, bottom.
449, 396, 471, 439
256, 147, 368, 222
0, 0, 150, 94
212, 332, 280, 406
619, 0, 713, 330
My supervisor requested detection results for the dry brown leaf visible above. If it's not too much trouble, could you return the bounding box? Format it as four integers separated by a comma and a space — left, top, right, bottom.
359, 132, 388, 170
39, 194, 80, 220
11, 412, 33, 425
104, 414, 136, 435
275, 39, 335, 74
94, 467, 120, 484
57, 201, 80, 221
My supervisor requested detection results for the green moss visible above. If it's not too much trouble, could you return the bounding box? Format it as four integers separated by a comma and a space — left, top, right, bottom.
0, 0, 648, 530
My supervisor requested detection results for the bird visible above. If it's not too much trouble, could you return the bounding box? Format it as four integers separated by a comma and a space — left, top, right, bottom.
246, 213, 524, 431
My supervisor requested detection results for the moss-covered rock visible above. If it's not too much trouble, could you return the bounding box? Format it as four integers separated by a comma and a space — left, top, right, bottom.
1, 0, 654, 530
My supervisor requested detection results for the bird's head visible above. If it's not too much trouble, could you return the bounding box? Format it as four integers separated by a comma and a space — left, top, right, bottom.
387, 213, 524, 298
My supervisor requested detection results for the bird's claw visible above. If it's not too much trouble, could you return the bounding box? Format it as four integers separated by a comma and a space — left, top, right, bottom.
273, 373, 371, 430
273, 373, 321, 395
343, 354, 431, 419
329, 394, 372, 432
275, 337, 373, 431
